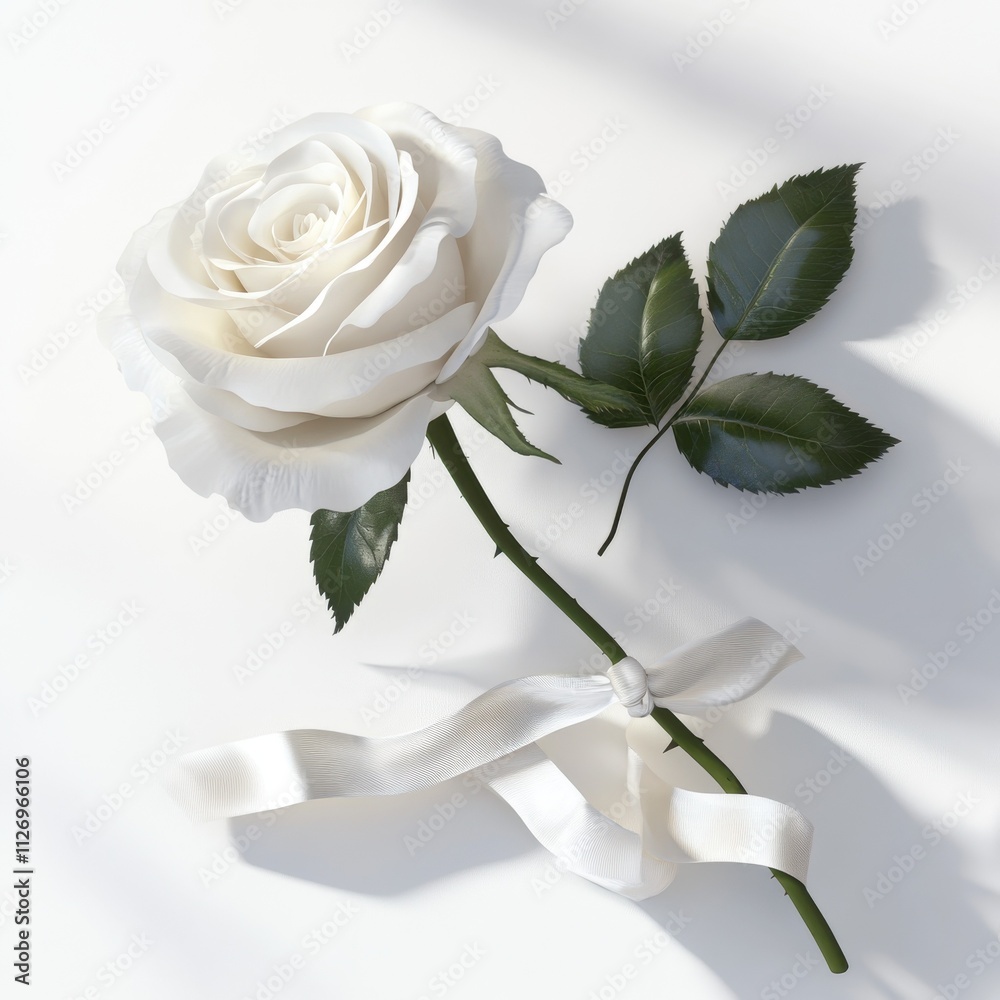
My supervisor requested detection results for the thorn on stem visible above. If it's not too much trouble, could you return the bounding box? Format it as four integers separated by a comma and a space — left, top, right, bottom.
662, 740, 680, 753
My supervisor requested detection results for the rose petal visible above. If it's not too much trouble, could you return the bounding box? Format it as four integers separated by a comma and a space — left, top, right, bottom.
436, 130, 573, 381
255, 114, 401, 222
180, 380, 315, 432
101, 289, 449, 517
144, 295, 478, 416
250, 155, 422, 356
323, 231, 465, 354
164, 391, 451, 520
357, 103, 480, 237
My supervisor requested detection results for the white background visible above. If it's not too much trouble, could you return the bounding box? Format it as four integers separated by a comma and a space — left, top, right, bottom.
4, 0, 1000, 997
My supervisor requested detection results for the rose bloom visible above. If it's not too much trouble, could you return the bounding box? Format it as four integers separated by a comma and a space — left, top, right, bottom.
100, 104, 570, 519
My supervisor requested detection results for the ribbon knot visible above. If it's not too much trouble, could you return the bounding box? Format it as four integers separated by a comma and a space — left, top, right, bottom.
607, 656, 652, 717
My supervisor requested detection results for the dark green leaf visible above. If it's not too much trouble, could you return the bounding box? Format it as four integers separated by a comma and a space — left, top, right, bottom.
580, 234, 703, 427
707, 165, 861, 341
310, 472, 410, 632
672, 372, 898, 492
476, 329, 646, 425
640, 240, 704, 418
444, 359, 558, 462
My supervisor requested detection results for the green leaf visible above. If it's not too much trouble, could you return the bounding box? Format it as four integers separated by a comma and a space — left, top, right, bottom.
579, 234, 703, 428
443, 358, 559, 462
707, 165, 861, 341
310, 472, 410, 633
672, 372, 898, 492
640, 239, 705, 418
475, 329, 645, 425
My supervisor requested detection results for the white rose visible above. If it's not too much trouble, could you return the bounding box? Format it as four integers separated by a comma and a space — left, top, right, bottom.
100, 103, 571, 520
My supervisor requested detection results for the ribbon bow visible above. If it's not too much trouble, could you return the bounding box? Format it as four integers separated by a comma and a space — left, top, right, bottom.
166, 618, 813, 900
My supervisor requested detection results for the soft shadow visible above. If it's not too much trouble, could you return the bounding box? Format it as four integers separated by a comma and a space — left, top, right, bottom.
232, 778, 536, 895
639, 712, 994, 999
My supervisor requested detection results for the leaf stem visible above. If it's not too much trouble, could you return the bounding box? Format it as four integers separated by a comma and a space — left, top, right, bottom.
425, 412, 847, 974
598, 339, 729, 556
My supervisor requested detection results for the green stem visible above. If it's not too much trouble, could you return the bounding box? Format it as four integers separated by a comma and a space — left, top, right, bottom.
651, 707, 849, 974
426, 413, 847, 974
598, 340, 729, 556
427, 414, 625, 664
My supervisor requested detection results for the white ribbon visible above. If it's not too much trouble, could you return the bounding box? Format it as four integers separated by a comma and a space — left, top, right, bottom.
166, 617, 813, 900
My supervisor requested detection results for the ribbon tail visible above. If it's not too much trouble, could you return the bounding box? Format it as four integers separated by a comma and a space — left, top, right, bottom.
647, 617, 804, 715
478, 744, 812, 901
635, 754, 813, 882
481, 744, 678, 900
164, 674, 615, 820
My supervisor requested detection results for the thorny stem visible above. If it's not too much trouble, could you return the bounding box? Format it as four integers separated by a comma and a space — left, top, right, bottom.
426, 413, 847, 974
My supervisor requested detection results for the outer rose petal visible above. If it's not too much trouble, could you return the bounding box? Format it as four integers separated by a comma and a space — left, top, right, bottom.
162, 391, 451, 520
99, 293, 452, 517
436, 129, 573, 381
